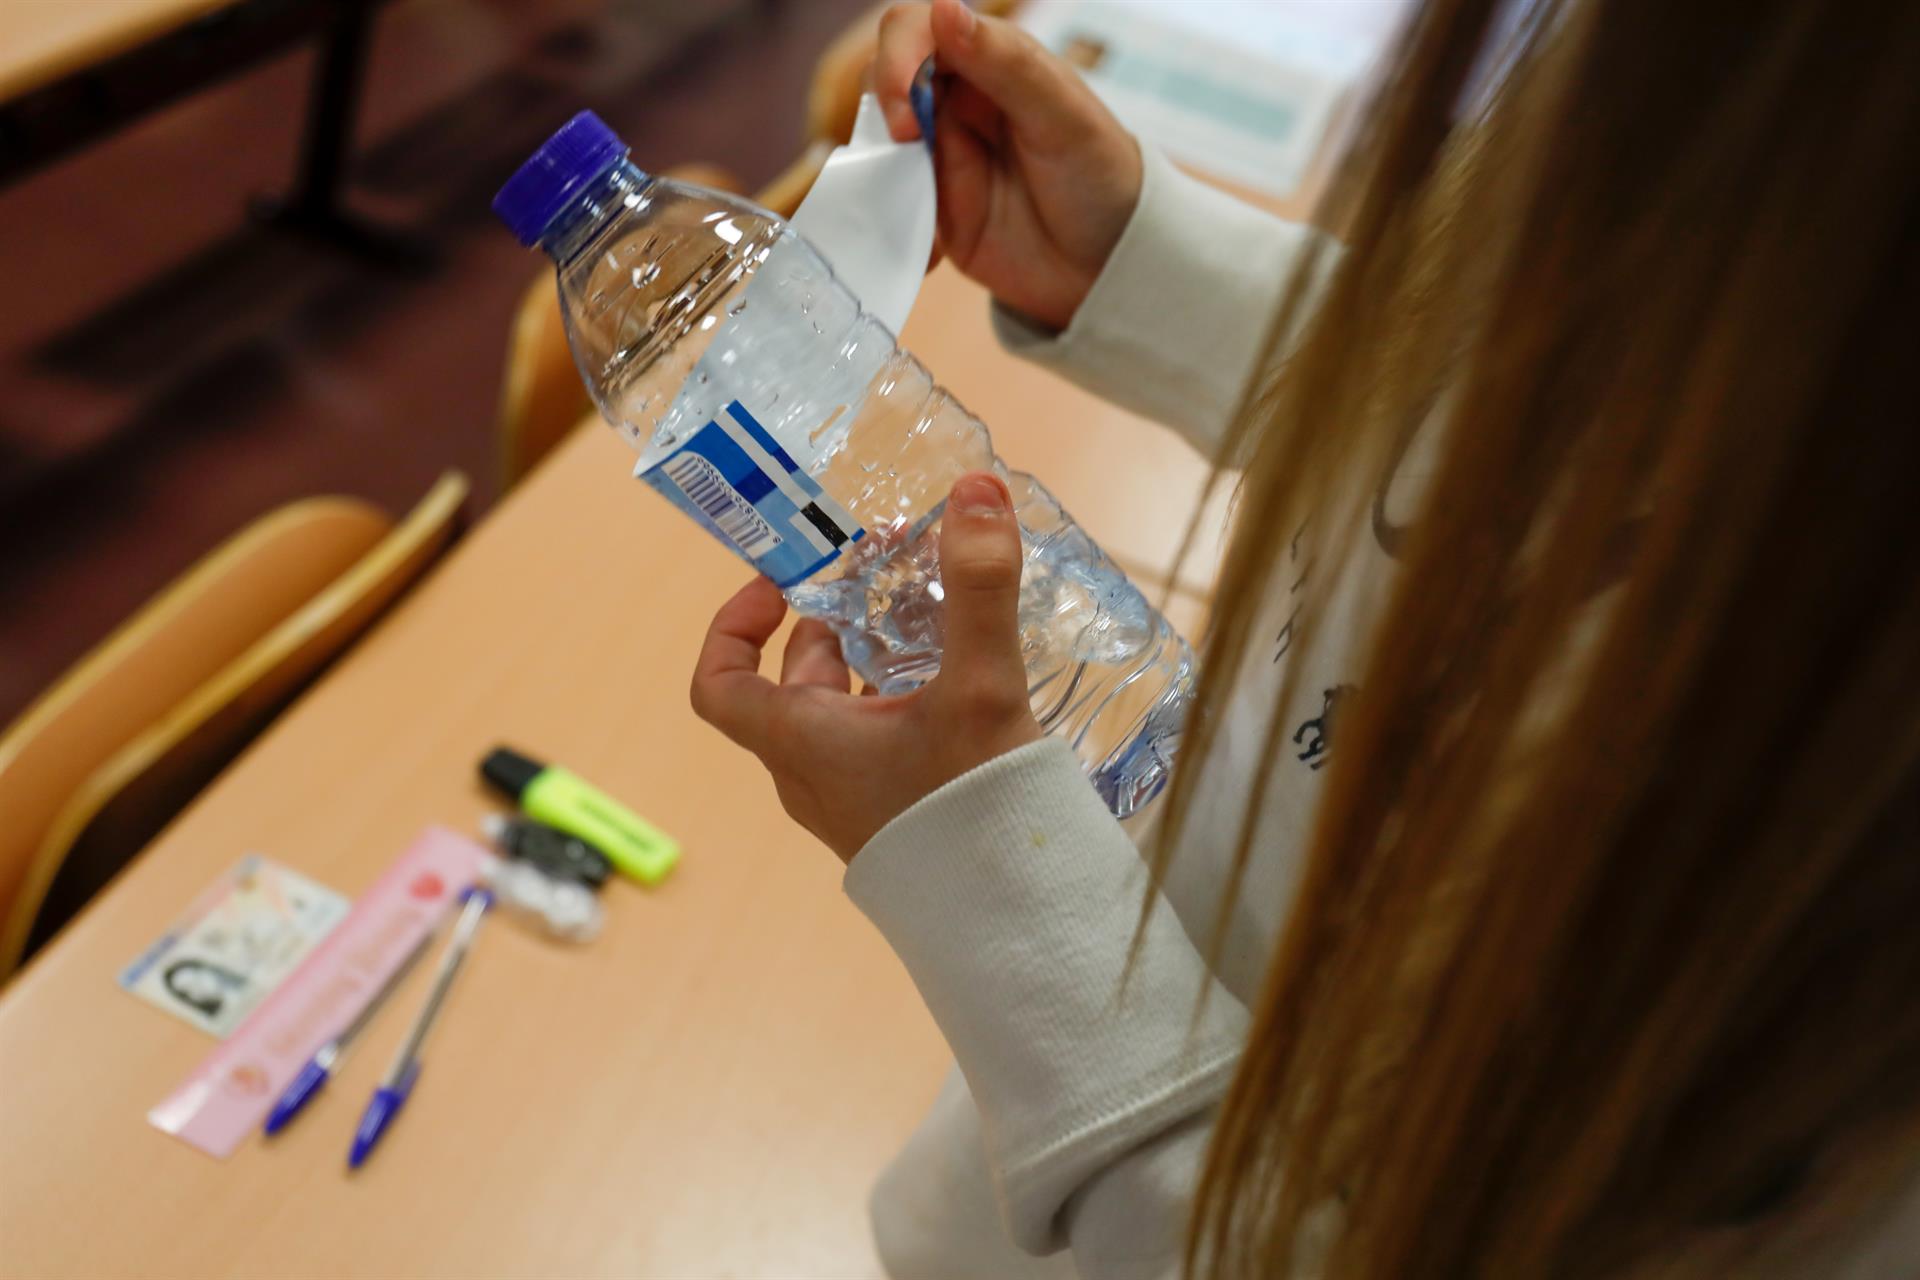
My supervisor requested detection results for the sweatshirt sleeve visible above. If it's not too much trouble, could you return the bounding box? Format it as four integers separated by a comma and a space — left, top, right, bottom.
989, 144, 1334, 458
844, 738, 1249, 1267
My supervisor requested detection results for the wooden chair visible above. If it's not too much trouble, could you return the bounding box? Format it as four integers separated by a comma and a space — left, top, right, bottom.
495, 270, 593, 489
495, 0, 1021, 491
0, 471, 469, 979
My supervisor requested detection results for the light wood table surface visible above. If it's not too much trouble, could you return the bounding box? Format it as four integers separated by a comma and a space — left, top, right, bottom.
0, 410, 941, 1278
0, 0, 235, 104
0, 256, 1265, 1277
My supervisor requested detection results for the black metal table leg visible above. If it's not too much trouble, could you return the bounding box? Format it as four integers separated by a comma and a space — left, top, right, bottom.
251, 0, 433, 270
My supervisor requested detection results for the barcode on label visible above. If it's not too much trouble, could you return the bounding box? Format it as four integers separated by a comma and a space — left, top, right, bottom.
662, 452, 783, 559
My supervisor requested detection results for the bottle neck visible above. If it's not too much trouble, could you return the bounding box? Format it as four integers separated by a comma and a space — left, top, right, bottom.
538, 159, 654, 264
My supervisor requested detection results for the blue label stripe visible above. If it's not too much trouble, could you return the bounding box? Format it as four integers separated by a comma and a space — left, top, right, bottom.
726, 402, 802, 474
644, 402, 868, 589
725, 401, 865, 546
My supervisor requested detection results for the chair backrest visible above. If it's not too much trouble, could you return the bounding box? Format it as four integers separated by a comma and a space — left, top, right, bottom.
807, 3, 888, 147
0, 498, 391, 946
755, 140, 833, 220
0, 471, 469, 978
497, 272, 592, 490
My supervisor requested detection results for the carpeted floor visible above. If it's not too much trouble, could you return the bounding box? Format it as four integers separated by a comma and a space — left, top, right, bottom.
0, 0, 874, 726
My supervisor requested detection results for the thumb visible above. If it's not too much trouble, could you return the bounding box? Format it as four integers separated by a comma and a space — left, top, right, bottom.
936, 472, 1027, 694
930, 0, 1088, 148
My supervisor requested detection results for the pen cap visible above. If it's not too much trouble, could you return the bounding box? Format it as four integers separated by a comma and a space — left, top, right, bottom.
480, 747, 546, 801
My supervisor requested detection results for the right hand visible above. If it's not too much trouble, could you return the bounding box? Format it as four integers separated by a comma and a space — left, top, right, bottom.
689, 473, 1042, 863
874, 0, 1143, 332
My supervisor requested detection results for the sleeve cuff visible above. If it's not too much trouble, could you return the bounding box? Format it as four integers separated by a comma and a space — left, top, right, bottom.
989, 144, 1333, 455
845, 738, 1248, 1251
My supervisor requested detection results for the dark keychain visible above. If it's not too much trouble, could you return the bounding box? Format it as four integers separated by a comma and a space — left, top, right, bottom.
480, 814, 614, 891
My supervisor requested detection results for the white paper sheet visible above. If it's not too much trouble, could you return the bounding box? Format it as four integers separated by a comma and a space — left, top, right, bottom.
788, 93, 939, 337
1019, 0, 1400, 199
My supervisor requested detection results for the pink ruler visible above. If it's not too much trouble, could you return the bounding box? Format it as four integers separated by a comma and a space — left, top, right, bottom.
148, 826, 492, 1157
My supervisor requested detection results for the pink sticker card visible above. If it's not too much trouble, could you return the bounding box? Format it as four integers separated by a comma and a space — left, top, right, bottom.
148, 826, 492, 1157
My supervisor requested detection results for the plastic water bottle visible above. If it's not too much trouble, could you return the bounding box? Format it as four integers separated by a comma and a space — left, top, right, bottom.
494, 112, 1193, 818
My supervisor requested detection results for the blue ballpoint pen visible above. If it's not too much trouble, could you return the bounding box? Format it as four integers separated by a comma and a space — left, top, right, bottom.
263, 931, 435, 1136
348, 885, 493, 1169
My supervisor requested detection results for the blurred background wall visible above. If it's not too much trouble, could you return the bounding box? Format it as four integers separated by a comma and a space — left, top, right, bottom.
0, 0, 872, 726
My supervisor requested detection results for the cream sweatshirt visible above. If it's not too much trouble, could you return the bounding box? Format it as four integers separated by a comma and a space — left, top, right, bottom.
841, 145, 1920, 1279
845, 145, 1348, 1280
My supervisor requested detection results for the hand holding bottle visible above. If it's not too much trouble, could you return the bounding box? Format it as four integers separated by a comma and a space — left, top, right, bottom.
689, 474, 1042, 863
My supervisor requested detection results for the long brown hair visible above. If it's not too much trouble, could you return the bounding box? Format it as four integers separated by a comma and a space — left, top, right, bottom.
1156, 0, 1920, 1274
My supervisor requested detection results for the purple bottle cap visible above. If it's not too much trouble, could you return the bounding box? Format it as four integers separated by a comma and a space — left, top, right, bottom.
492, 110, 632, 247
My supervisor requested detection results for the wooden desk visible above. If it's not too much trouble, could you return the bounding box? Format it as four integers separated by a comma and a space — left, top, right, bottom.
0, 262, 1239, 1276
0, 418, 950, 1278
0, 0, 404, 256
0, 105, 1334, 1272
0, 0, 231, 103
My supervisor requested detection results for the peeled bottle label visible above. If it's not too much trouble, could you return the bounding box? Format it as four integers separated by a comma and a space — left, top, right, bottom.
643, 400, 865, 588
788, 91, 937, 339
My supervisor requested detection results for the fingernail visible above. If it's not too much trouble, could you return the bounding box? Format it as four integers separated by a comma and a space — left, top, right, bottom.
883, 99, 916, 140
951, 474, 1009, 514
938, 0, 976, 48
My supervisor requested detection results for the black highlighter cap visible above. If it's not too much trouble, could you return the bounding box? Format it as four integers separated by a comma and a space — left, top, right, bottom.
480, 746, 547, 801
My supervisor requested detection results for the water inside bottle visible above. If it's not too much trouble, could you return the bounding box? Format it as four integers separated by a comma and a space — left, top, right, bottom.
556, 176, 1193, 816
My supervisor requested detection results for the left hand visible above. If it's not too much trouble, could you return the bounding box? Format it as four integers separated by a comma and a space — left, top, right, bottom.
690, 473, 1043, 863
873, 0, 1143, 331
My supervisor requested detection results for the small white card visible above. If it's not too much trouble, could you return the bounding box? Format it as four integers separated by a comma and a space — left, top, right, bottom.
119, 855, 349, 1038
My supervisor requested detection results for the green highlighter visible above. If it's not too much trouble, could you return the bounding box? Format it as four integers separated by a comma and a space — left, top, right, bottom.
480, 747, 680, 885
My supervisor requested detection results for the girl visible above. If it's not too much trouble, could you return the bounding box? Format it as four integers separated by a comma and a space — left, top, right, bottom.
690, 0, 1920, 1274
